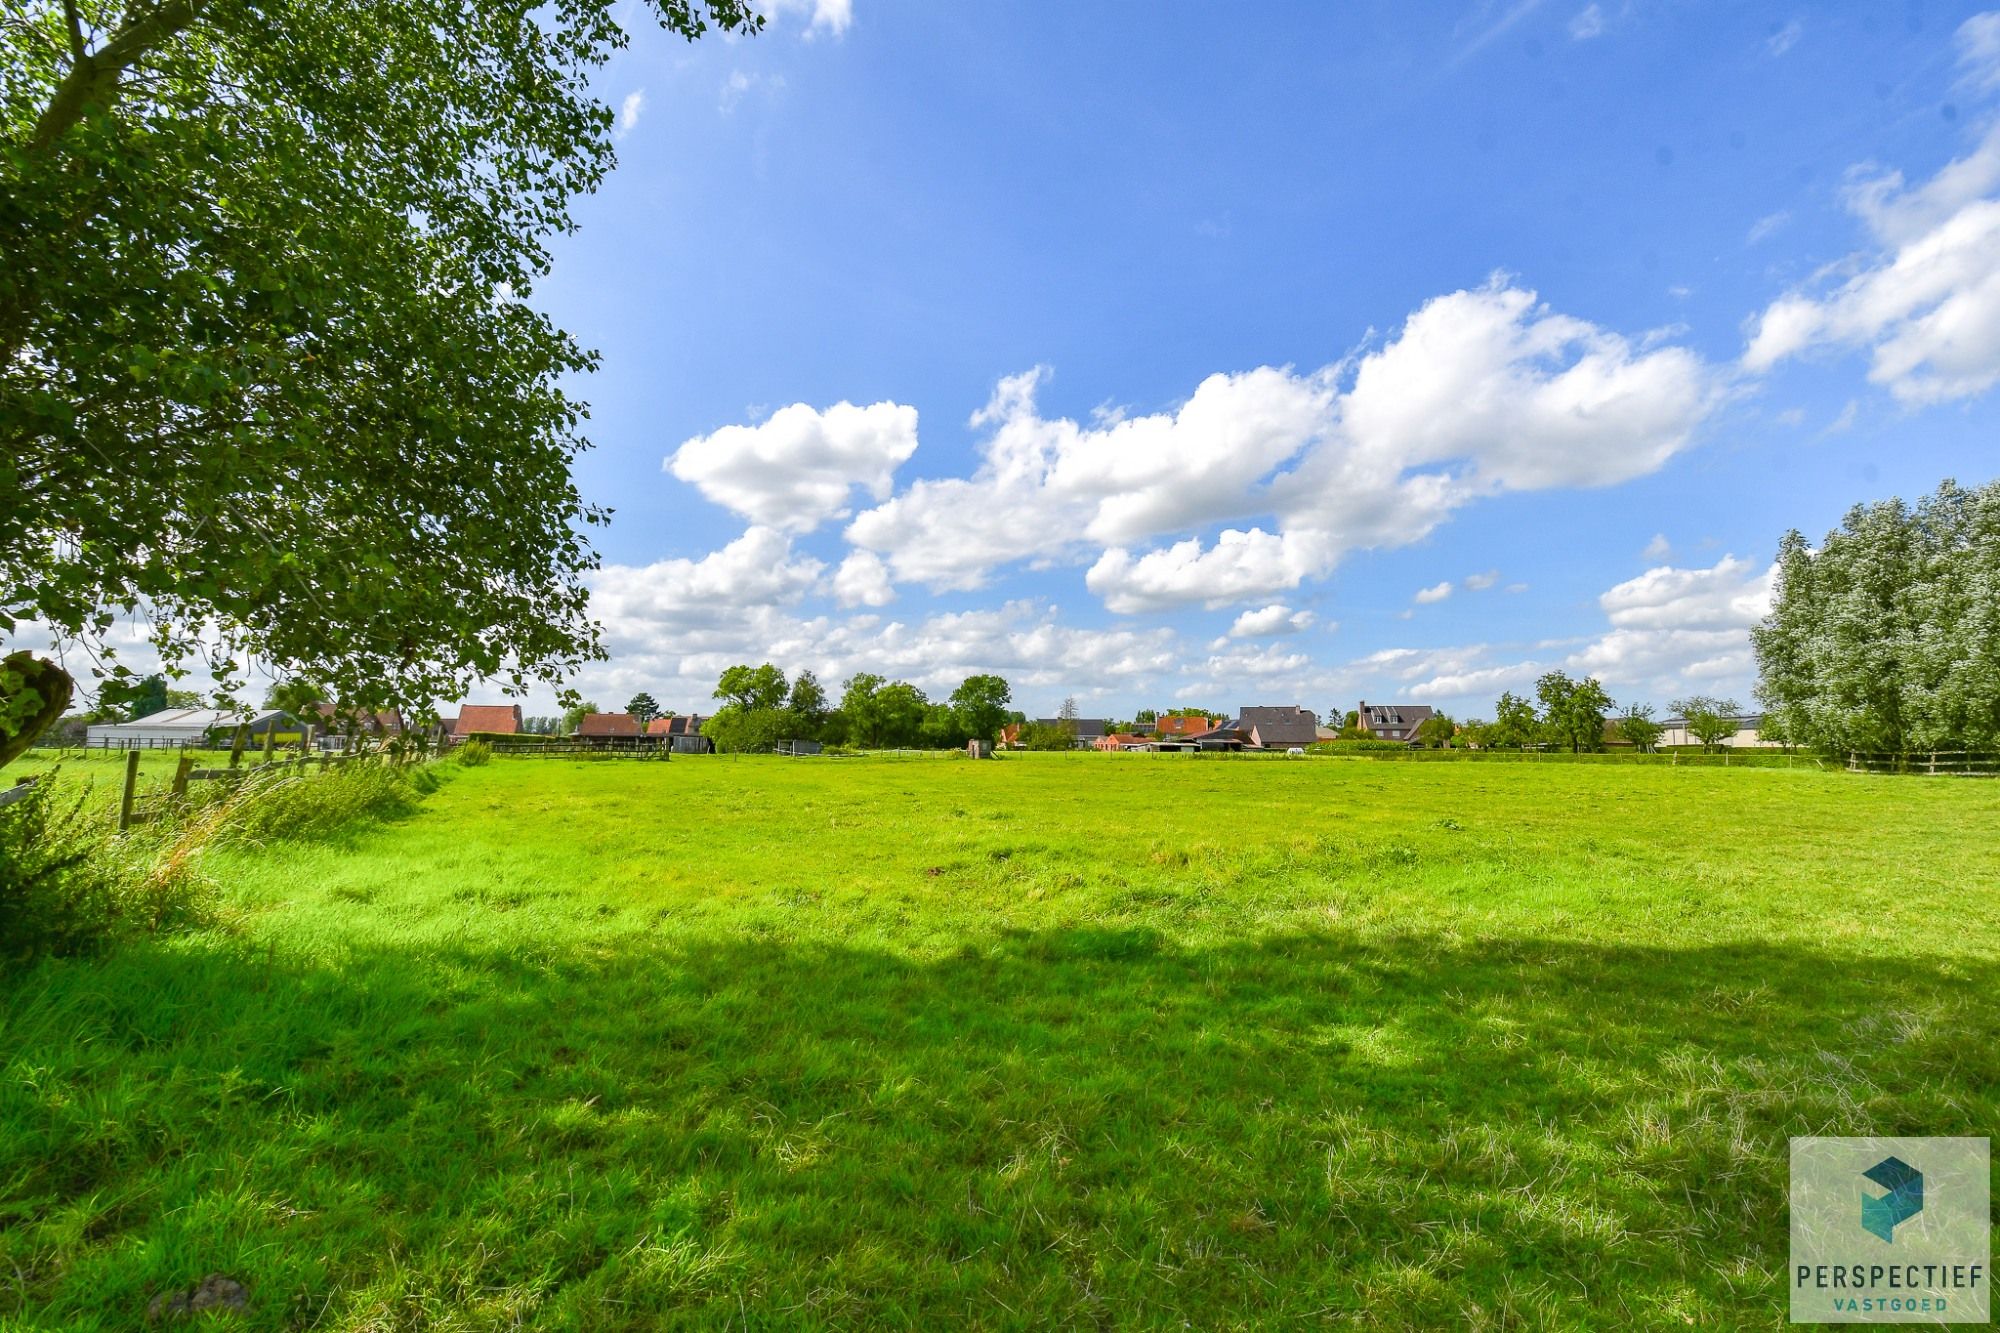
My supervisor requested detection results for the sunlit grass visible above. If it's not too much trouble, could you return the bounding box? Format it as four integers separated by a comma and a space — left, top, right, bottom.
3, 754, 1996, 1328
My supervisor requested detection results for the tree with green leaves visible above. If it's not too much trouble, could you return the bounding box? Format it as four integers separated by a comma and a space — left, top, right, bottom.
1535, 671, 1612, 754
1414, 713, 1456, 749
714, 664, 788, 714
1672, 695, 1742, 753
626, 693, 661, 729
787, 671, 828, 735
949, 674, 1012, 745
0, 0, 762, 768
875, 682, 930, 749
561, 700, 600, 735
1613, 702, 1663, 752
838, 673, 887, 748
101, 672, 168, 722
263, 678, 323, 716
1488, 691, 1539, 749
1018, 721, 1077, 751
1753, 479, 2000, 755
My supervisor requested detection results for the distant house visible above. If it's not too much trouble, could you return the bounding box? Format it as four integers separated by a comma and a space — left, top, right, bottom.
453, 704, 523, 738
311, 703, 405, 746
1657, 712, 1777, 749
1212, 705, 1320, 750
576, 712, 642, 737
1357, 701, 1435, 746
85, 708, 295, 749
1028, 718, 1106, 749
648, 714, 714, 754
1153, 715, 1217, 739
1093, 732, 1153, 752
1193, 723, 1247, 751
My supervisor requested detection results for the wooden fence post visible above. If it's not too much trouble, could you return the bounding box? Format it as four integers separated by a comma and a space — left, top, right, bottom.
170, 753, 194, 800
229, 723, 249, 768
262, 725, 277, 764
118, 748, 141, 831
302, 724, 316, 757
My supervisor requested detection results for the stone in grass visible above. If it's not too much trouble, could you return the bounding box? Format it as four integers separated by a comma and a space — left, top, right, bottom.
146, 1274, 249, 1321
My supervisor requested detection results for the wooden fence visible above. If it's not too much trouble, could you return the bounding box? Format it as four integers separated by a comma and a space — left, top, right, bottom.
114, 726, 442, 830
483, 736, 674, 758
1845, 751, 2000, 776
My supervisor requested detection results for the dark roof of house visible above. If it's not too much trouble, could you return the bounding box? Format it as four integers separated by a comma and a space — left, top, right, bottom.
453, 704, 522, 735
577, 712, 641, 736
1357, 701, 1435, 741
1236, 706, 1320, 746
1035, 718, 1107, 738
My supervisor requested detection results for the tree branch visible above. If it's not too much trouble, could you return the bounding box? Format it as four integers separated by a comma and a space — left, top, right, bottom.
61, 0, 87, 61
27, 0, 210, 153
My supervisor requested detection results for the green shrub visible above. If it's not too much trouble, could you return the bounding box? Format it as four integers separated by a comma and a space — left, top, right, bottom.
1307, 739, 1411, 754
0, 775, 212, 966
456, 739, 493, 767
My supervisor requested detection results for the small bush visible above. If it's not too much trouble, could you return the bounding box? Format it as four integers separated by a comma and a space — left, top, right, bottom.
1307, 739, 1411, 754
0, 774, 212, 966
456, 739, 493, 767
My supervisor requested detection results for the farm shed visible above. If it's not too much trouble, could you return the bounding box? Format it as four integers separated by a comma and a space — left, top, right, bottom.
85, 708, 294, 749
1657, 713, 1779, 748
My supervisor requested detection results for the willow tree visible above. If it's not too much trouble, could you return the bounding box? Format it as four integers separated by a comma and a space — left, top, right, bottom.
1753, 479, 2000, 755
0, 0, 759, 765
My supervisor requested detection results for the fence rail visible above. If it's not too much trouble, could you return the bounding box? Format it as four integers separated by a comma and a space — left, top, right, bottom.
484, 736, 676, 758
1845, 751, 2000, 776
110, 731, 443, 830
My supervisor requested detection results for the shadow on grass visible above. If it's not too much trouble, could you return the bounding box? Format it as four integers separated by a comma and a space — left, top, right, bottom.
3, 923, 1995, 1329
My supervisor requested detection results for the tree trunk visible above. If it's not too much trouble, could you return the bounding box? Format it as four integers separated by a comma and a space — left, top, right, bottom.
0, 653, 76, 771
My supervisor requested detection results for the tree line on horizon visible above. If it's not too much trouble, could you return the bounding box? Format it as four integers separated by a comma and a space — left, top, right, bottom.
550, 666, 1019, 753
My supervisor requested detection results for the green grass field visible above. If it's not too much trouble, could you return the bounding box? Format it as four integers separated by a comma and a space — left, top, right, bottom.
4, 755, 1997, 1329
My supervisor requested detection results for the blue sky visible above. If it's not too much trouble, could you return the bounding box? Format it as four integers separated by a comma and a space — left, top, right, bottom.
523, 0, 2000, 720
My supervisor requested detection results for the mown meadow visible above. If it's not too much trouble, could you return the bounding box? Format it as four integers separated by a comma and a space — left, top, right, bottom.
3, 753, 1997, 1329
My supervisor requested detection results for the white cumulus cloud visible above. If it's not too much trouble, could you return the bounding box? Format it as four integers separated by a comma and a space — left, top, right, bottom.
848, 280, 1714, 614
1225, 604, 1316, 638
668, 400, 918, 533
832, 550, 895, 608
1743, 32, 2000, 404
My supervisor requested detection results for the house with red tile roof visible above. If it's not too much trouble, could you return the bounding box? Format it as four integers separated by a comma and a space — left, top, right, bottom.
576, 712, 642, 737
646, 714, 714, 753
1153, 714, 1219, 738
452, 704, 522, 736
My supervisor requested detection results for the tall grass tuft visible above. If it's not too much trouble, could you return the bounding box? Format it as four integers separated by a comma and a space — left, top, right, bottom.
209, 760, 432, 848
0, 774, 211, 965
455, 739, 493, 767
